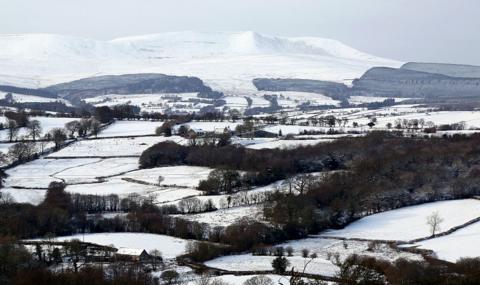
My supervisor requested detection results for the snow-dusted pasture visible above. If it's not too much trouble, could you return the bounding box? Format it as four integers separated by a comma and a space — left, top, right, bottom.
0, 92, 71, 105
66, 179, 202, 202
175, 121, 240, 133
245, 139, 327, 149
223, 96, 249, 109
122, 166, 212, 187
85, 93, 199, 113
0, 142, 15, 153
48, 136, 185, 158
205, 236, 423, 278
5, 158, 99, 188
348, 96, 412, 105
0, 187, 46, 205
206, 275, 292, 285
54, 157, 139, 184
249, 96, 271, 108
322, 199, 480, 241
278, 237, 422, 263
205, 254, 338, 277
98, 120, 161, 137
0, 116, 78, 141
260, 91, 340, 106
262, 125, 337, 135
42, 233, 191, 259
413, 221, 480, 262
178, 205, 263, 227
353, 110, 480, 129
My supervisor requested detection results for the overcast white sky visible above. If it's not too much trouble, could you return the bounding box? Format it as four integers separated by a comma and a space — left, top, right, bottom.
1, 0, 479, 65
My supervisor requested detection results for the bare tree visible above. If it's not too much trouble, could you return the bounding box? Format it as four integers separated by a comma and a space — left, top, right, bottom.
148, 249, 162, 270
0, 192, 14, 205
178, 197, 202, 213
64, 239, 86, 273
158, 175, 164, 186
301, 248, 310, 258
26, 119, 42, 141
427, 211, 444, 236
7, 120, 18, 142
161, 270, 180, 285
90, 118, 102, 138
8, 142, 37, 162
65, 120, 81, 138
243, 275, 273, 285
38, 137, 49, 154
195, 274, 213, 285
49, 128, 67, 149
292, 174, 313, 195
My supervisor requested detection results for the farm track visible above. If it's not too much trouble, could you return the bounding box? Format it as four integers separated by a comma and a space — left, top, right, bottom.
50, 159, 103, 183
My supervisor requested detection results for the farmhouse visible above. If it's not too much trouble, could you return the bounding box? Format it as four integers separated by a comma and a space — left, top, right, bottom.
115, 248, 151, 262
187, 128, 206, 137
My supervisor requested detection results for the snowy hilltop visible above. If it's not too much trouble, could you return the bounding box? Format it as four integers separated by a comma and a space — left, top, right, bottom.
0, 31, 401, 92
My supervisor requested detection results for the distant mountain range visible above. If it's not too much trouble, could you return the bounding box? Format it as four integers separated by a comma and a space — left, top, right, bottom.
0, 31, 399, 92
1, 32, 480, 104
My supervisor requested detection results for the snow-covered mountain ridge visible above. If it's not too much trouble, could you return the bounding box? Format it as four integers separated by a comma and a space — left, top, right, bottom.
0, 31, 401, 92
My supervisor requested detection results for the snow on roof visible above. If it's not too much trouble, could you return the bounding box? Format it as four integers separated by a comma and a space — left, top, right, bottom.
116, 248, 147, 256
190, 128, 205, 133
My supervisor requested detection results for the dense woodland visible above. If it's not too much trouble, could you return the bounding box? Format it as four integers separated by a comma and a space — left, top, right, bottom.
141, 132, 480, 239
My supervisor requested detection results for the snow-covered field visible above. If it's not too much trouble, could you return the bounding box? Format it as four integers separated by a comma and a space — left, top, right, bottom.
54, 157, 139, 184
98, 120, 161, 137
122, 166, 212, 187
322, 199, 480, 241
48, 136, 185, 157
206, 275, 292, 285
179, 205, 264, 227
65, 178, 202, 201
223, 96, 249, 109
174, 121, 240, 133
413, 221, 480, 262
85, 93, 201, 113
205, 234, 423, 278
0, 188, 46, 205
4, 158, 99, 188
205, 254, 338, 277
279, 237, 422, 263
348, 96, 412, 105
262, 125, 340, 135
0, 116, 77, 141
0, 92, 71, 105
38, 232, 191, 259
235, 136, 345, 149
353, 110, 480, 129
260, 91, 340, 106
245, 139, 327, 149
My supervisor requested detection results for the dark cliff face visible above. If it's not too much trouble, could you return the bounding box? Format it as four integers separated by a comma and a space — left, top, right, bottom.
401, 62, 480, 78
44, 73, 213, 100
252, 78, 349, 100
253, 65, 480, 102
0, 85, 58, 98
350, 67, 480, 99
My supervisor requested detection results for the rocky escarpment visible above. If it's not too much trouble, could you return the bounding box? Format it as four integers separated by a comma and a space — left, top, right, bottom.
252, 78, 349, 100
350, 67, 480, 99
402, 62, 480, 78
0, 85, 58, 98
44, 73, 213, 101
